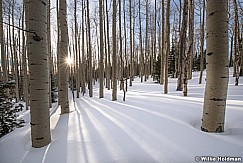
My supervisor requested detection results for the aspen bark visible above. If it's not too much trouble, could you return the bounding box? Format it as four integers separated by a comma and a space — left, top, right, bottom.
47, 0, 52, 107
177, 0, 188, 91
164, 0, 170, 94
129, 0, 133, 86
0, 0, 7, 82
201, 0, 229, 133
240, 26, 243, 76
199, 0, 205, 84
24, 0, 30, 109
112, 0, 117, 101
81, 0, 86, 95
138, 0, 144, 83
99, 0, 104, 98
29, 0, 51, 147
119, 0, 123, 91
87, 0, 93, 97
105, 0, 111, 90
59, 0, 69, 113
74, 0, 80, 98
12, 1, 20, 102
22, 3, 29, 108
187, 0, 194, 80
160, 0, 165, 85
233, 0, 239, 85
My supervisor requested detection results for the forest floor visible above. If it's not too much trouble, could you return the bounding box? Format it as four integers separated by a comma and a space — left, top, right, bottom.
0, 69, 243, 163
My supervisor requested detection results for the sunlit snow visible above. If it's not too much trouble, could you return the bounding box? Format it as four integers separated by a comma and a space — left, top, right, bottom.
0, 69, 242, 163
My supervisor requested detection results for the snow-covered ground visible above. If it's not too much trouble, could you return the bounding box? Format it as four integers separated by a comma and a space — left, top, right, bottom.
0, 70, 243, 163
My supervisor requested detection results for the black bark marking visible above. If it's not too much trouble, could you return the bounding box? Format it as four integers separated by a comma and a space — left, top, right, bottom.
30, 123, 35, 126
201, 126, 208, 132
32, 35, 42, 42
36, 89, 45, 91
36, 137, 44, 140
210, 98, 225, 101
42, 1, 46, 5
207, 52, 213, 56
221, 77, 227, 79
205, 113, 208, 115
208, 11, 217, 17
215, 126, 223, 133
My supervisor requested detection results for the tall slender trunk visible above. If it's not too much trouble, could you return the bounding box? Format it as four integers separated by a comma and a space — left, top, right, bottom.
233, 0, 239, 85
47, 0, 52, 107
201, 0, 229, 133
87, 0, 93, 97
164, 0, 171, 94
99, 0, 104, 98
0, 0, 7, 82
22, 2, 29, 108
105, 0, 111, 90
59, 0, 69, 113
81, 0, 86, 95
112, 0, 117, 101
152, 0, 156, 79
119, 0, 123, 90
187, 0, 194, 80
239, 25, 243, 76
145, 0, 149, 82
129, 0, 133, 86
29, 0, 51, 147
12, 1, 20, 102
160, 0, 165, 85
74, 0, 80, 98
177, 0, 188, 91
138, 0, 144, 83
199, 0, 205, 84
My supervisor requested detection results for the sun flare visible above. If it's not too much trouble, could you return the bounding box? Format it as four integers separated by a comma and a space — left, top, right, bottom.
65, 56, 73, 65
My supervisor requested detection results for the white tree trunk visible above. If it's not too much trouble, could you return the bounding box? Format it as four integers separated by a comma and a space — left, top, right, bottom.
199, 0, 205, 84
0, 0, 7, 82
29, 0, 51, 147
99, 0, 104, 98
164, 0, 170, 94
201, 0, 229, 133
59, 0, 69, 113
112, 0, 117, 101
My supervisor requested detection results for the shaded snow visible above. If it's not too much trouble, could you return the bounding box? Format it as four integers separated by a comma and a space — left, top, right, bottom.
0, 70, 243, 163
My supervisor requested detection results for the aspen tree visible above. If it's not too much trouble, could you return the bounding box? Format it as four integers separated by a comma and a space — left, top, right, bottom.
119, 0, 123, 91
129, 0, 133, 86
0, 0, 7, 82
22, 3, 29, 108
29, 0, 51, 147
81, 0, 86, 95
47, 0, 52, 107
199, 0, 205, 84
74, 0, 80, 98
177, 0, 188, 91
105, 0, 111, 90
144, 0, 149, 82
160, 0, 165, 85
87, 0, 93, 97
201, 0, 229, 133
233, 0, 239, 85
164, 0, 171, 94
112, 0, 117, 101
152, 0, 156, 79
24, 0, 30, 109
187, 0, 194, 80
12, 0, 20, 102
99, 0, 104, 98
138, 0, 144, 83
59, 0, 69, 113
